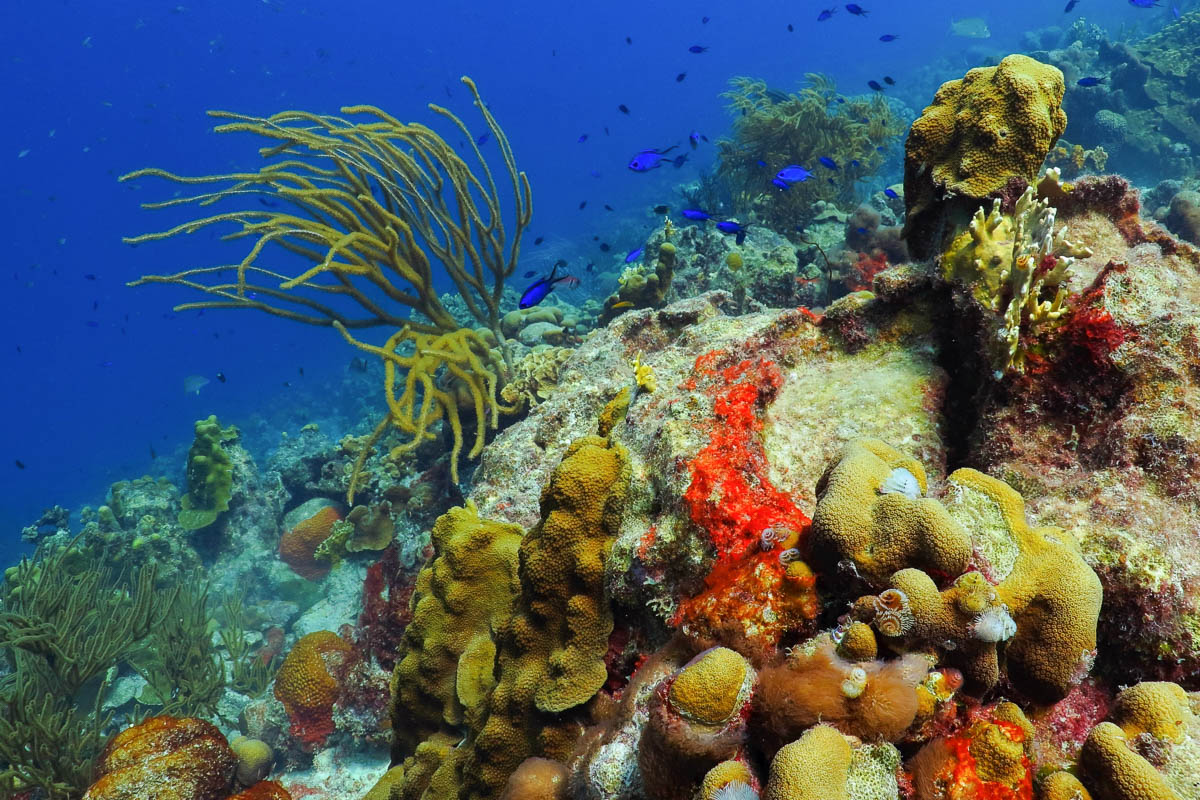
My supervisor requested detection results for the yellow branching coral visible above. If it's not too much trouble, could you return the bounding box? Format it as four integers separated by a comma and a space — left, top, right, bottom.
122, 77, 531, 497
941, 175, 1092, 373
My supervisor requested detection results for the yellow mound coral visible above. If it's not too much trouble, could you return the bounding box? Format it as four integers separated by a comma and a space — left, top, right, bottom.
811, 439, 972, 587
668, 647, 753, 726
1076, 681, 1196, 800
390, 502, 523, 760
229, 736, 273, 786
763, 724, 853, 800
700, 761, 755, 800
948, 468, 1102, 703
467, 434, 631, 798
902, 54, 1067, 259
910, 702, 1035, 800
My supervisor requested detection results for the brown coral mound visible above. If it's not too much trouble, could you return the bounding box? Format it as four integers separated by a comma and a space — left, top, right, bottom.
902, 54, 1067, 259
82, 716, 237, 800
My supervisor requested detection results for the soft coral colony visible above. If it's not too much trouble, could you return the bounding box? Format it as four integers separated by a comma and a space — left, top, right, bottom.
6, 30, 1200, 800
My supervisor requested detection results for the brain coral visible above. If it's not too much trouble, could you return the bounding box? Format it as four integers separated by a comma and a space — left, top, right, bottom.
82, 716, 237, 800
811, 439, 972, 587
902, 53, 1067, 259
278, 503, 343, 580
273, 630, 353, 749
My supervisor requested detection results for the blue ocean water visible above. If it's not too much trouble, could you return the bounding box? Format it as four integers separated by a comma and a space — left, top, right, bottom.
0, 0, 1191, 561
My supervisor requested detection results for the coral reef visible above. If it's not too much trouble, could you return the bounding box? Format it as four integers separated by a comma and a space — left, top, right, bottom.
903, 54, 1067, 259
601, 241, 677, 324
717, 74, 903, 230
273, 630, 354, 750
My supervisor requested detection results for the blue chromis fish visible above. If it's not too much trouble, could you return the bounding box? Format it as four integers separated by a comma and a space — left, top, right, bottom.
689, 131, 708, 149
879, 34, 898, 41
818, 156, 839, 170
716, 220, 750, 245
1128, 0, 1158, 6
845, 3, 868, 15
628, 146, 679, 172
519, 264, 577, 309
688, 45, 709, 53
476, 133, 490, 145
577, 134, 588, 143
776, 165, 812, 183
817, 8, 836, 20
625, 246, 644, 263
883, 187, 899, 199
1064, 0, 1078, 11
681, 209, 712, 221
1076, 76, 1106, 87
868, 80, 884, 91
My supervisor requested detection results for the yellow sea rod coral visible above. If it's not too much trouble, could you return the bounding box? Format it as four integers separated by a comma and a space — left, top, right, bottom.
902, 54, 1068, 258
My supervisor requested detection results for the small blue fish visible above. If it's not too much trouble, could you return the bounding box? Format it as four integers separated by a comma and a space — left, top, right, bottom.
1064, 0, 1079, 11
771, 178, 789, 190
845, 3, 868, 15
676, 72, 687, 82
879, 34, 898, 41
1076, 76, 1106, 87
628, 145, 679, 172
578, 134, 588, 143
868, 80, 884, 91
476, 133, 490, 146
681, 209, 712, 221
688, 45, 708, 53
776, 165, 812, 183
589, 169, 601, 178
850, 160, 860, 168
716, 220, 750, 245
756, 159, 768, 167
702, 15, 710, 23
671, 153, 689, 168
818, 156, 839, 170
1128, 0, 1158, 6
625, 247, 644, 263
519, 265, 576, 309
689, 130, 709, 149
817, 7, 836, 20
883, 187, 899, 199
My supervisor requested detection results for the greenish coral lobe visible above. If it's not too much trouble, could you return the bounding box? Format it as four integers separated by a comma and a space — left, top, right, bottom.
177, 414, 238, 530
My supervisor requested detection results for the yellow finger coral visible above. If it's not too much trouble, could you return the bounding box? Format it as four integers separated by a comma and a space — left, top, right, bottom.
390, 502, 523, 760
811, 439, 972, 587
466, 434, 631, 798
902, 54, 1068, 259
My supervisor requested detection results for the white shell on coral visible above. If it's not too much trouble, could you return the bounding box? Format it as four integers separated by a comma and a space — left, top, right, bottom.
971, 607, 1017, 642
880, 467, 921, 499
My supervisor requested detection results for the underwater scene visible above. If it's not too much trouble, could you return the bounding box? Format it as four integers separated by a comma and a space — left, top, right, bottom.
5, 0, 1200, 797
